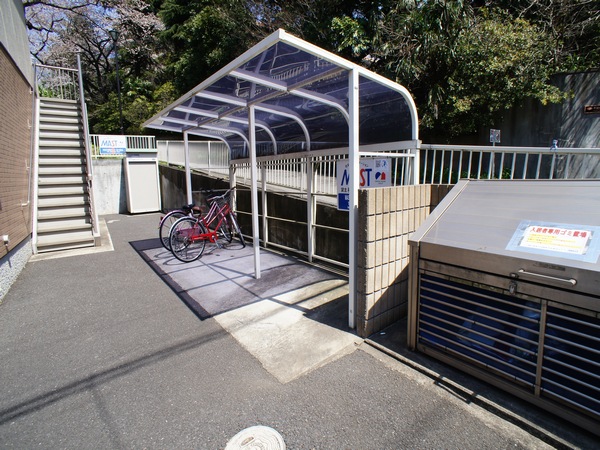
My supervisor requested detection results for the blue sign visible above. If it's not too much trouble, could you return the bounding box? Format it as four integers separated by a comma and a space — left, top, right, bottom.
338, 193, 350, 211
336, 158, 391, 211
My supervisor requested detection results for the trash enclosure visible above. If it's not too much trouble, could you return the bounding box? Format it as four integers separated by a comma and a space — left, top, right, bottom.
408, 179, 600, 435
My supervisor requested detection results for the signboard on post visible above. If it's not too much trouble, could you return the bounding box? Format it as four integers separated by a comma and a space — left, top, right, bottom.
489, 129, 501, 145
336, 158, 391, 211
99, 135, 127, 155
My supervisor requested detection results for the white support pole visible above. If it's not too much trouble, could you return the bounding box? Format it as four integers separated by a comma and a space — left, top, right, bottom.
184, 131, 192, 204
248, 105, 261, 279
412, 141, 421, 185
261, 164, 268, 248
229, 164, 237, 209
348, 68, 359, 329
306, 156, 315, 262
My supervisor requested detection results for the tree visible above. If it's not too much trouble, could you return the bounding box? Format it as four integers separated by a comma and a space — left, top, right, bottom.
23, 0, 104, 64
494, 0, 600, 71
374, 1, 576, 140
158, 0, 258, 94
445, 10, 566, 135
375, 0, 476, 136
24, 0, 168, 134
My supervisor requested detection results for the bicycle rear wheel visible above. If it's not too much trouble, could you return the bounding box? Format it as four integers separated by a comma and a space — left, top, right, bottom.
227, 212, 246, 248
169, 217, 207, 262
159, 210, 186, 250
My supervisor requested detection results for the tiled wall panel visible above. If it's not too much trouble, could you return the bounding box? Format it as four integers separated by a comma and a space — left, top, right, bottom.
0, 46, 34, 259
356, 185, 452, 337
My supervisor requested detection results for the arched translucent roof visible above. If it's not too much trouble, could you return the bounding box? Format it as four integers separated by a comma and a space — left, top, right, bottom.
143, 29, 418, 157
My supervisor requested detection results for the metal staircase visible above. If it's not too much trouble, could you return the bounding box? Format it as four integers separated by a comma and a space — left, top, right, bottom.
33, 60, 100, 254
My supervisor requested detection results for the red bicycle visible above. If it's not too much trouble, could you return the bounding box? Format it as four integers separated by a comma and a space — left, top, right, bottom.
168, 187, 245, 262
158, 203, 201, 251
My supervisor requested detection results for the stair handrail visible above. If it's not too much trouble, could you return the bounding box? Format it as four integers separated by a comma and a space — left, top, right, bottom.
34, 63, 79, 100
76, 53, 100, 239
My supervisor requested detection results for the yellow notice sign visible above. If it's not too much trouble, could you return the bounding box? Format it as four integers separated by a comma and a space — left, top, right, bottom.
521, 225, 591, 255
506, 220, 600, 263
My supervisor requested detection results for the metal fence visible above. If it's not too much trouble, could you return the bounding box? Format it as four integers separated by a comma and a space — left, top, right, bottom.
157, 140, 229, 176
154, 140, 599, 267
421, 144, 600, 184
156, 140, 600, 193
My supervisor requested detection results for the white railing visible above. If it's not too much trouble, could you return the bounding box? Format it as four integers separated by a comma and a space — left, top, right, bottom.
89, 135, 157, 157
157, 140, 600, 194
420, 144, 600, 184
157, 141, 417, 196
34, 63, 79, 100
157, 140, 229, 176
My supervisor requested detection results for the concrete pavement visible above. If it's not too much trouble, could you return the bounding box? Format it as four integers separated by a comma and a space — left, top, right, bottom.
0, 213, 597, 449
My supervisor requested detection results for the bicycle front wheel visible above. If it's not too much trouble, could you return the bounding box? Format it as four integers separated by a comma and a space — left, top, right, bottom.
218, 214, 234, 244
227, 212, 246, 248
169, 217, 206, 262
159, 210, 186, 250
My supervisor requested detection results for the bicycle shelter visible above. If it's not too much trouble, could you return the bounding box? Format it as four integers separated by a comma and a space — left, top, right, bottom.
143, 29, 420, 328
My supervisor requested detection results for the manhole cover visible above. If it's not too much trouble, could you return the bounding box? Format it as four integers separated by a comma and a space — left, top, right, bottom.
225, 425, 286, 450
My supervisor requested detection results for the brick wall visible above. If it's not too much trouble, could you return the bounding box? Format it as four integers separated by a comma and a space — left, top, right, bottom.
0, 45, 34, 259
356, 184, 453, 337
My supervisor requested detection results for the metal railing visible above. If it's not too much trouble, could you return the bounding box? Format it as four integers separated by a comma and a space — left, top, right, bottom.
157, 140, 228, 174
76, 54, 99, 239
34, 63, 79, 100
157, 141, 417, 195
157, 140, 600, 192
157, 140, 600, 266
420, 144, 600, 184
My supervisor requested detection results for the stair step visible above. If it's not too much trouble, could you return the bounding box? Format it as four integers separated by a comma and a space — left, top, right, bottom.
39, 165, 86, 176
39, 116, 80, 125
38, 205, 89, 220
39, 148, 86, 157
39, 139, 83, 148
36, 230, 95, 253
39, 131, 82, 140
39, 123, 81, 132
36, 97, 98, 254
38, 217, 92, 233
38, 174, 86, 185
38, 155, 86, 165
40, 107, 79, 117
38, 195, 88, 208
39, 97, 78, 107
38, 185, 86, 196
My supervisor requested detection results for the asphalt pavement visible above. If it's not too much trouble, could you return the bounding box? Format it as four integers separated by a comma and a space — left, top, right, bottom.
0, 213, 597, 449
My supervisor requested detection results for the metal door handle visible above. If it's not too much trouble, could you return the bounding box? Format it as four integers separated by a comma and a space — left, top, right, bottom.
517, 269, 577, 286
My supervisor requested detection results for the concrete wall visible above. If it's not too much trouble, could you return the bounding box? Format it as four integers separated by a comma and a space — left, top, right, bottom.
92, 158, 128, 215
500, 71, 599, 148
356, 185, 453, 337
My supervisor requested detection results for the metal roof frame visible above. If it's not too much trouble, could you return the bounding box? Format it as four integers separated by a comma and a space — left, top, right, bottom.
143, 29, 420, 329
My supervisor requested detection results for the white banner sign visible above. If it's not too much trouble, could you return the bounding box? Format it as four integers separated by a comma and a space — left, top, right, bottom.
99, 135, 127, 155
